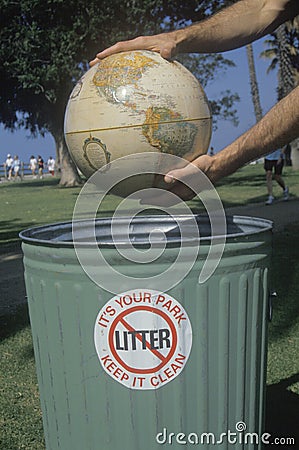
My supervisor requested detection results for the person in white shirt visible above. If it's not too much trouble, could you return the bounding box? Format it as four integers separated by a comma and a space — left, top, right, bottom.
4, 154, 13, 180
12, 155, 22, 181
29, 155, 37, 178
47, 156, 56, 176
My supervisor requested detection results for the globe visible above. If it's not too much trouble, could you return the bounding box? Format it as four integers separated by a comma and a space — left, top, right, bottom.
64, 50, 212, 196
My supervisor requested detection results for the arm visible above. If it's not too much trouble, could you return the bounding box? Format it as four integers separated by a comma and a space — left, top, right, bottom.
173, 0, 298, 54
90, 0, 299, 64
158, 85, 299, 202
205, 84, 299, 182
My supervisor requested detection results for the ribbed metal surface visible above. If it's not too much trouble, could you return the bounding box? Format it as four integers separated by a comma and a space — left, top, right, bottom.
21, 215, 272, 450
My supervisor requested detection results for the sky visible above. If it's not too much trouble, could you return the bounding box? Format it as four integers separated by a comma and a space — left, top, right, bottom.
0, 38, 277, 164
209, 39, 277, 150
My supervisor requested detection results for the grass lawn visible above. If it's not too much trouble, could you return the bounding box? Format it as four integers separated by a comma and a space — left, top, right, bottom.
1, 164, 299, 246
0, 164, 299, 449
215, 163, 299, 207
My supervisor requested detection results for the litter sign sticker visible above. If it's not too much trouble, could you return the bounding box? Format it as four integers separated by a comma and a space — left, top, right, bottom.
94, 289, 193, 390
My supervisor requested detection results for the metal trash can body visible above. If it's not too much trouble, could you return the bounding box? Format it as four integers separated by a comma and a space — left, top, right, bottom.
20, 215, 272, 450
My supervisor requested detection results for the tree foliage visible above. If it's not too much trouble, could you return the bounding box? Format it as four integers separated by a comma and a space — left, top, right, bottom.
177, 53, 239, 128
260, 17, 299, 99
0, 0, 239, 185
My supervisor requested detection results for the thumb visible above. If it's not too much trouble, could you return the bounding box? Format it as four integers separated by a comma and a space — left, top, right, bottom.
164, 163, 193, 183
160, 47, 173, 60
164, 171, 178, 184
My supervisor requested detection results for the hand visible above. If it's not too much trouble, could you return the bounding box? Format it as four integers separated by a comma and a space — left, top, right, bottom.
89, 32, 179, 66
139, 154, 216, 206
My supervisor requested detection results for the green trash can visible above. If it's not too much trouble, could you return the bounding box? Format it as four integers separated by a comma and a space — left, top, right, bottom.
20, 214, 272, 450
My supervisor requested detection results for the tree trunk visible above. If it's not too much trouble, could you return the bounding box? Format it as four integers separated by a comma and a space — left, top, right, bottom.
276, 24, 294, 100
53, 130, 82, 187
246, 44, 263, 122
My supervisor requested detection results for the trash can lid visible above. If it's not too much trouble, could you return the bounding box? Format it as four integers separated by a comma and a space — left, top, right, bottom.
19, 215, 272, 248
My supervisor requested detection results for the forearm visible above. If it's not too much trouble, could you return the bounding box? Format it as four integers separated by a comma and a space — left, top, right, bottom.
208, 85, 299, 181
174, 0, 298, 54
92, 0, 298, 63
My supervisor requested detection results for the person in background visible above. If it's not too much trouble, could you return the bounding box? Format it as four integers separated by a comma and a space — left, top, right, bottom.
264, 149, 289, 205
47, 156, 56, 176
29, 155, 37, 178
90, 0, 299, 200
12, 155, 22, 181
209, 147, 214, 157
37, 155, 44, 179
4, 154, 13, 180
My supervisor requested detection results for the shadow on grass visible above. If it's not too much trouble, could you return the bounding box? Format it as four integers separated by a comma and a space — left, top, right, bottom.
188, 188, 266, 210
266, 374, 299, 446
215, 171, 266, 188
269, 223, 299, 342
0, 303, 30, 341
1, 177, 60, 189
0, 219, 35, 244
217, 194, 266, 209
22, 341, 35, 360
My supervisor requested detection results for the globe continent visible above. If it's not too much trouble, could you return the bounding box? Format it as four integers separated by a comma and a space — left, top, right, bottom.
64, 50, 212, 195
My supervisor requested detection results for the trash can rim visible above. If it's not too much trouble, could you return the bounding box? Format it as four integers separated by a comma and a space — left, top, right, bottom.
19, 214, 273, 248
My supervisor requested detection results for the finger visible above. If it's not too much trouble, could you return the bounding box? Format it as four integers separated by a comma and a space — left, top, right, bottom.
89, 57, 100, 67
164, 172, 176, 184
160, 45, 175, 60
95, 38, 146, 60
164, 166, 189, 184
89, 42, 129, 66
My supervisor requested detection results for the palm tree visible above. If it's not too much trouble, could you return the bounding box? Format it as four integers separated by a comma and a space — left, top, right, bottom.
260, 20, 299, 99
260, 18, 299, 166
246, 43, 263, 122
244, 43, 264, 164
276, 24, 295, 99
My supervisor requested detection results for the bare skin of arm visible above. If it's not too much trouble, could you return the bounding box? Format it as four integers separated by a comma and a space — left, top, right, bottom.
203, 85, 299, 181
90, 0, 299, 64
